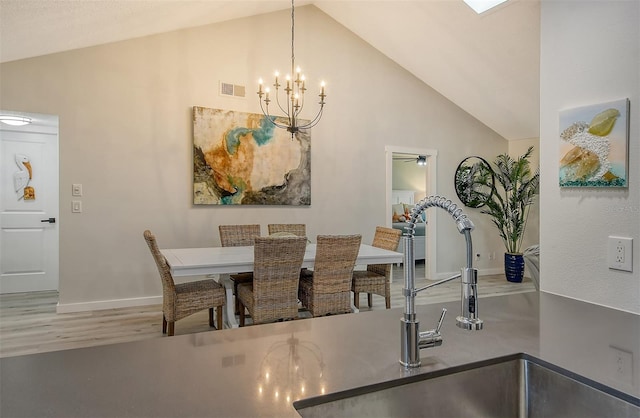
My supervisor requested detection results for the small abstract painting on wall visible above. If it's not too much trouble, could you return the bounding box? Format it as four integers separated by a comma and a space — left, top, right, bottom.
14, 154, 35, 201
559, 98, 629, 188
193, 106, 310, 205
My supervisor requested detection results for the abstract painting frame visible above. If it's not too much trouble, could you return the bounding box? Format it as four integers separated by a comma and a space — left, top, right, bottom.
193, 106, 311, 205
559, 98, 629, 188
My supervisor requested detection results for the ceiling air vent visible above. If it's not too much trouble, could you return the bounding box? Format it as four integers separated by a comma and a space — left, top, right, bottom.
220, 82, 246, 98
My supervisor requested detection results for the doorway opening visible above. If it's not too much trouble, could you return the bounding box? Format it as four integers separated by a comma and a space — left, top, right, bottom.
385, 146, 438, 280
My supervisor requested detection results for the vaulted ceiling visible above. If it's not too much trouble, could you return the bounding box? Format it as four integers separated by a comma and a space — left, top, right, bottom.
0, 0, 540, 140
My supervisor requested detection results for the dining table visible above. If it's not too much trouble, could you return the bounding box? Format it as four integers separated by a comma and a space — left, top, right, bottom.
161, 244, 403, 328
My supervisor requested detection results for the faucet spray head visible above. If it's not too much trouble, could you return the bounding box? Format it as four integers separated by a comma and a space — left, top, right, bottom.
455, 267, 483, 330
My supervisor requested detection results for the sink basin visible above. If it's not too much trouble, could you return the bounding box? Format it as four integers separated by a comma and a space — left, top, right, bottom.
294, 353, 640, 417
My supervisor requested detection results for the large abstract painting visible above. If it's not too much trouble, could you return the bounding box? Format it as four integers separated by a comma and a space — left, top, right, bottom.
559, 98, 629, 188
193, 106, 311, 205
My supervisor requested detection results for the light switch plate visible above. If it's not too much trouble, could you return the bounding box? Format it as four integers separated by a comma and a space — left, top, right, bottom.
72, 184, 83, 196
72, 200, 82, 213
608, 236, 632, 272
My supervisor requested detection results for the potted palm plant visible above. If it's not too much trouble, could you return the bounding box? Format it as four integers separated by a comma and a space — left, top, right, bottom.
480, 146, 540, 282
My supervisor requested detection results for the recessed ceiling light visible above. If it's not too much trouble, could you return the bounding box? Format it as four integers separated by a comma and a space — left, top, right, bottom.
463, 0, 509, 14
0, 115, 32, 126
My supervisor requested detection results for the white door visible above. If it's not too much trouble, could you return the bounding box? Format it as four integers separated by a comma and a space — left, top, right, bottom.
0, 112, 59, 293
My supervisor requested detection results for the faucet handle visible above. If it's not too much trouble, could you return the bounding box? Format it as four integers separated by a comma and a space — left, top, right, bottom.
418, 308, 447, 350
435, 308, 447, 333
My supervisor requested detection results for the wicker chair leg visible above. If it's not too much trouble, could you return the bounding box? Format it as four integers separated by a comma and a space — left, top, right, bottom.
234, 283, 241, 315
367, 293, 373, 307
167, 322, 175, 336
162, 315, 167, 334
239, 303, 246, 327
217, 306, 223, 330
209, 308, 214, 327
354, 292, 360, 309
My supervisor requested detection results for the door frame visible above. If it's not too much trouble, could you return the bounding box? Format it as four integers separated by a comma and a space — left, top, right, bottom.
385, 146, 438, 280
0, 110, 59, 293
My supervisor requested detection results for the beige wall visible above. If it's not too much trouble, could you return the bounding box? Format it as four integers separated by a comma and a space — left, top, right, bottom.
540, 0, 639, 313
509, 138, 540, 168
0, 6, 507, 309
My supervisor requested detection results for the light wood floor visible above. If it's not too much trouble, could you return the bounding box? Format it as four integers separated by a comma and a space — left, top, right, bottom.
0, 263, 535, 358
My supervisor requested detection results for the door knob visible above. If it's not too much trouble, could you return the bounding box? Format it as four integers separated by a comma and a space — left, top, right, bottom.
41, 218, 56, 223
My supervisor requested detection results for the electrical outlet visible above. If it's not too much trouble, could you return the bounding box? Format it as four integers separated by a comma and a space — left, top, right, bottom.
610, 346, 633, 385
608, 236, 633, 272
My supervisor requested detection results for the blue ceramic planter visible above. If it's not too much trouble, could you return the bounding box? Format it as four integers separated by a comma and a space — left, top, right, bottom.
504, 253, 525, 283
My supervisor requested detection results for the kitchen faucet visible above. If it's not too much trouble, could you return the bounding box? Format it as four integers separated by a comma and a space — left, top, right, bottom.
400, 196, 483, 368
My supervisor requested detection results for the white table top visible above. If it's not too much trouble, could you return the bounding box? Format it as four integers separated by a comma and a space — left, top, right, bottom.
161, 244, 403, 277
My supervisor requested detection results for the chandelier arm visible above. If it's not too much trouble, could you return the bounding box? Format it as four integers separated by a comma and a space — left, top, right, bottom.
288, 93, 295, 127
269, 116, 291, 130
259, 101, 291, 130
294, 93, 305, 119
270, 119, 291, 130
297, 107, 324, 129
273, 89, 291, 118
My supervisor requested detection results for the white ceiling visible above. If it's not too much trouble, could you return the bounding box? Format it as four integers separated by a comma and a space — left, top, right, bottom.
0, 0, 540, 140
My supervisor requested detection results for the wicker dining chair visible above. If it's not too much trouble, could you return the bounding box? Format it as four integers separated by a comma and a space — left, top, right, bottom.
267, 224, 306, 237
219, 224, 261, 247
268, 224, 309, 276
237, 236, 307, 326
219, 224, 262, 314
299, 235, 362, 317
143, 230, 225, 336
351, 226, 402, 309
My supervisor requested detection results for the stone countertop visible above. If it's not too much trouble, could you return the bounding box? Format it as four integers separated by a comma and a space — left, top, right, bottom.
1, 292, 638, 417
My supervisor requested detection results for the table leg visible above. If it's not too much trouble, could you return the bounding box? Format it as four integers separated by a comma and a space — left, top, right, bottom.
350, 301, 360, 314
218, 274, 239, 328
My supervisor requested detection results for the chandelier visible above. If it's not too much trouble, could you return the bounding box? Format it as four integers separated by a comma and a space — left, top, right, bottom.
257, 0, 326, 136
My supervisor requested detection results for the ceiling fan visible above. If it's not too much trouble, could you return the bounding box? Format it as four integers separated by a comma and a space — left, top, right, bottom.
393, 154, 428, 166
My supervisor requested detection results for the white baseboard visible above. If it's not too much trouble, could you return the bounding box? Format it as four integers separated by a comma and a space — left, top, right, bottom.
434, 268, 503, 280
57, 295, 162, 314
478, 267, 504, 276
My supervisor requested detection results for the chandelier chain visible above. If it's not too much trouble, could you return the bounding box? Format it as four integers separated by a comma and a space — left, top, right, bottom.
291, 0, 295, 80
